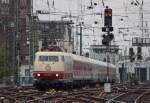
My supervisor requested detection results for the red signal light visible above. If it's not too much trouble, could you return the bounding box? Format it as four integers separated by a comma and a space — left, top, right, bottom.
105, 12, 112, 17
108, 13, 112, 16
104, 7, 112, 27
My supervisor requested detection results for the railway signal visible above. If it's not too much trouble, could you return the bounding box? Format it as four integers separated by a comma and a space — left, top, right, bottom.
137, 46, 142, 60
102, 6, 114, 87
102, 6, 113, 32
102, 6, 114, 46
129, 47, 135, 62
108, 33, 114, 41
104, 6, 112, 27
102, 34, 109, 46
102, 33, 114, 46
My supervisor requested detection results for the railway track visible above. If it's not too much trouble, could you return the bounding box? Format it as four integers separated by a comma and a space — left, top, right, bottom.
109, 81, 150, 103
0, 86, 108, 103
0, 82, 150, 103
0, 84, 125, 103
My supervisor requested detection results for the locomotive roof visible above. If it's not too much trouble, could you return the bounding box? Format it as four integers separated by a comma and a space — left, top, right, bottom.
36, 51, 66, 55
35, 51, 116, 69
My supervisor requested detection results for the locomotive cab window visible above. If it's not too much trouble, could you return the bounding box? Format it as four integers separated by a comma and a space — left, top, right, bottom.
39, 56, 59, 62
49, 56, 59, 62
39, 56, 48, 61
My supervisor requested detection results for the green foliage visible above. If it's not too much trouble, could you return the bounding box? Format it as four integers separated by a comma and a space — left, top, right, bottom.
0, 67, 13, 78
0, 44, 13, 77
0, 44, 7, 66
129, 74, 140, 85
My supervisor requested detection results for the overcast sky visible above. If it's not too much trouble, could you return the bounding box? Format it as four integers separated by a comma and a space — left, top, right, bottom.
33, 0, 150, 55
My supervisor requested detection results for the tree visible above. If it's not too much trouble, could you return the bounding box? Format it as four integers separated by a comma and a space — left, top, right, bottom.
129, 74, 140, 85
0, 44, 13, 78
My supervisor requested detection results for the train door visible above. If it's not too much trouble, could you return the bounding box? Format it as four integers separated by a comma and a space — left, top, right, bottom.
64, 56, 73, 80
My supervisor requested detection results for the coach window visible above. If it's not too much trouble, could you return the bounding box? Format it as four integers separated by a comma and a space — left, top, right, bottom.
39, 56, 48, 61
49, 56, 59, 62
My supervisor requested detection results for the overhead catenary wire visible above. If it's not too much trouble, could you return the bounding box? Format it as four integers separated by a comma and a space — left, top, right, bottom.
33, 0, 150, 52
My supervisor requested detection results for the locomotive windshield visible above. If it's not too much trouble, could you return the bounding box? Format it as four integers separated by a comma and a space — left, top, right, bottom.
49, 56, 59, 62
39, 56, 59, 62
39, 56, 48, 61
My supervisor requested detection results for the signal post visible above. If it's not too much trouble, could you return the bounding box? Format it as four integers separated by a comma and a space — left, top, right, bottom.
102, 6, 114, 93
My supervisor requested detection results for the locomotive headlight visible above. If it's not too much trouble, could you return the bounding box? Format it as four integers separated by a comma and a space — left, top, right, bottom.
56, 74, 59, 77
37, 73, 41, 76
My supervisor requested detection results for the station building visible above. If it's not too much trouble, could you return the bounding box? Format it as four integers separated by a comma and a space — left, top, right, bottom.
89, 45, 119, 65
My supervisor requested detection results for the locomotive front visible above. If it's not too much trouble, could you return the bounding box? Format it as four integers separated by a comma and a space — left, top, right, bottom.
33, 52, 65, 80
